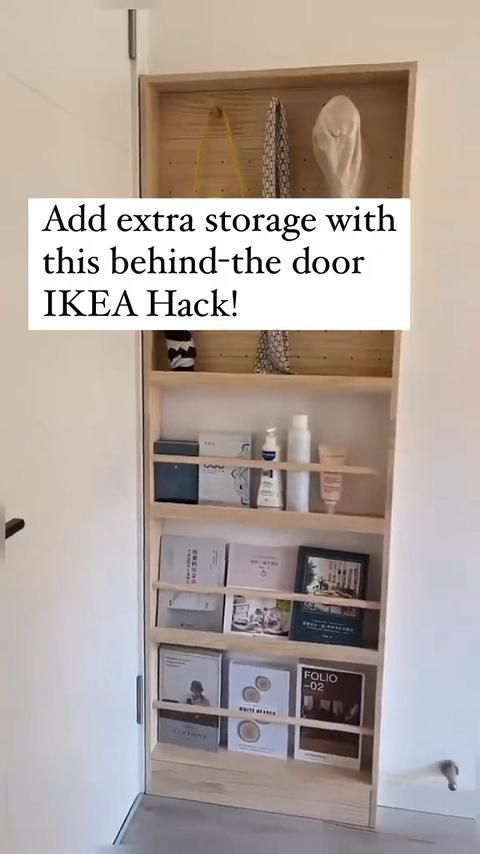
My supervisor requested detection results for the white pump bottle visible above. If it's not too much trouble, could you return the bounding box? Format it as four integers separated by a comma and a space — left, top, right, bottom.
286, 414, 311, 512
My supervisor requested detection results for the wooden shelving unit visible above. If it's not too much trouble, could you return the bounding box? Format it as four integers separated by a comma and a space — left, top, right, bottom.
141, 61, 416, 830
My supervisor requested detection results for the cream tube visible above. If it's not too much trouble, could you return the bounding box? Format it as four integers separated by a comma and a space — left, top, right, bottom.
318, 445, 347, 514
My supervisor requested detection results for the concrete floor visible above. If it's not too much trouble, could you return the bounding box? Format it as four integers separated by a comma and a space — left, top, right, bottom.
119, 795, 478, 853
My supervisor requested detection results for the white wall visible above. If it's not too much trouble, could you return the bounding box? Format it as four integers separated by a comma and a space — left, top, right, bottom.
146, 0, 480, 816
1, 4, 143, 851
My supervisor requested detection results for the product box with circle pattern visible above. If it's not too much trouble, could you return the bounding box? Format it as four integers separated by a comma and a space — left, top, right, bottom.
198, 431, 251, 507
227, 661, 290, 758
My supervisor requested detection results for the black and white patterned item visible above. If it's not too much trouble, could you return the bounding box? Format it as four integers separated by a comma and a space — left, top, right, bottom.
262, 97, 291, 199
255, 97, 291, 375
163, 331, 196, 371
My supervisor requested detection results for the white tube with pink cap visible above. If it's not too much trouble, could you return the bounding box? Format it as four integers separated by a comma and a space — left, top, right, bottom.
318, 445, 347, 514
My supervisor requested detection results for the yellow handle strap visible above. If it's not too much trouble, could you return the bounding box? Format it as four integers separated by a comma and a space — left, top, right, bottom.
193, 106, 247, 197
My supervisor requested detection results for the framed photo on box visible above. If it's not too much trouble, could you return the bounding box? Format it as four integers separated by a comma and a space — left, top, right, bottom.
290, 547, 369, 647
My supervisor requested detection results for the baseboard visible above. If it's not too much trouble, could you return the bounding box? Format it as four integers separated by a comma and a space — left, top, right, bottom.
378, 777, 478, 819
113, 793, 144, 845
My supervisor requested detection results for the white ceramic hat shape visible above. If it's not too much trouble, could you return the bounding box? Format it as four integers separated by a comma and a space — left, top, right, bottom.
312, 95, 363, 197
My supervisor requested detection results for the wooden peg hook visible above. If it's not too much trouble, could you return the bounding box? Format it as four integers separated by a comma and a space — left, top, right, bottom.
209, 102, 222, 118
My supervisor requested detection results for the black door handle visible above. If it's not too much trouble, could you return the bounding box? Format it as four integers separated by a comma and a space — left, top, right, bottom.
5, 518, 25, 540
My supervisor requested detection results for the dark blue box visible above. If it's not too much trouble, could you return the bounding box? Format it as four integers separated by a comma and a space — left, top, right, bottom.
153, 439, 199, 504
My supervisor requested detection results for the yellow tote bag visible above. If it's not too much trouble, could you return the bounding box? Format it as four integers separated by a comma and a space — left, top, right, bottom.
163, 107, 246, 372
193, 105, 247, 198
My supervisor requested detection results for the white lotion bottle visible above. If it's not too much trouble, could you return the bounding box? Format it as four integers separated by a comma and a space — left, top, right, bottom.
286, 414, 311, 512
257, 428, 283, 510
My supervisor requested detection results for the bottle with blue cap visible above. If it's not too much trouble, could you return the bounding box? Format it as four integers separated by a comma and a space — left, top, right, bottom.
257, 427, 283, 510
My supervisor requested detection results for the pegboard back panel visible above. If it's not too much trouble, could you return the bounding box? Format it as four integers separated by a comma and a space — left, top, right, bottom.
141, 64, 411, 376
153, 331, 394, 376
141, 69, 409, 199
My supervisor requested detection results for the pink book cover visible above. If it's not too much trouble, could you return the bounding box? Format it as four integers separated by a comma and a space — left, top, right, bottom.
227, 544, 297, 589
223, 544, 297, 637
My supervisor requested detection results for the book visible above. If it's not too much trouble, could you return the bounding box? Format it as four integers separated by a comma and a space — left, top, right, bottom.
228, 661, 290, 758
290, 547, 369, 647
198, 430, 251, 507
158, 646, 222, 751
159, 534, 226, 612
223, 544, 297, 637
295, 664, 365, 768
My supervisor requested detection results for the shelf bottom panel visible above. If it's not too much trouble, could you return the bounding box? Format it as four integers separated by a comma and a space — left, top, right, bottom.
149, 743, 372, 826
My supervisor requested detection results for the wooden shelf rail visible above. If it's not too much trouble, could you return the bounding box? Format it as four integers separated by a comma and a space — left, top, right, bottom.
154, 581, 381, 611
153, 453, 379, 476
153, 700, 374, 736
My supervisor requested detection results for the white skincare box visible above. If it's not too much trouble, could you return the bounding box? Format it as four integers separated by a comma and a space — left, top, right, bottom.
228, 661, 290, 758
199, 430, 251, 507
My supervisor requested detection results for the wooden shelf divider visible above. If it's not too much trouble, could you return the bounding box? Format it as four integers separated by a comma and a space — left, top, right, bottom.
154, 580, 381, 610
151, 626, 379, 666
151, 371, 393, 394
151, 501, 386, 535
153, 453, 379, 476
153, 700, 374, 736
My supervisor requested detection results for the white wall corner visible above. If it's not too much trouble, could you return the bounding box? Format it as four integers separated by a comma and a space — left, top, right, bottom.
379, 772, 479, 820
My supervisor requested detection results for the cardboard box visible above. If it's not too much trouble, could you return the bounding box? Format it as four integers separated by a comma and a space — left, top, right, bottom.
199, 431, 251, 507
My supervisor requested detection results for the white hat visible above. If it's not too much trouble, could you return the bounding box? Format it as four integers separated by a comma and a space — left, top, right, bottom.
312, 95, 363, 197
